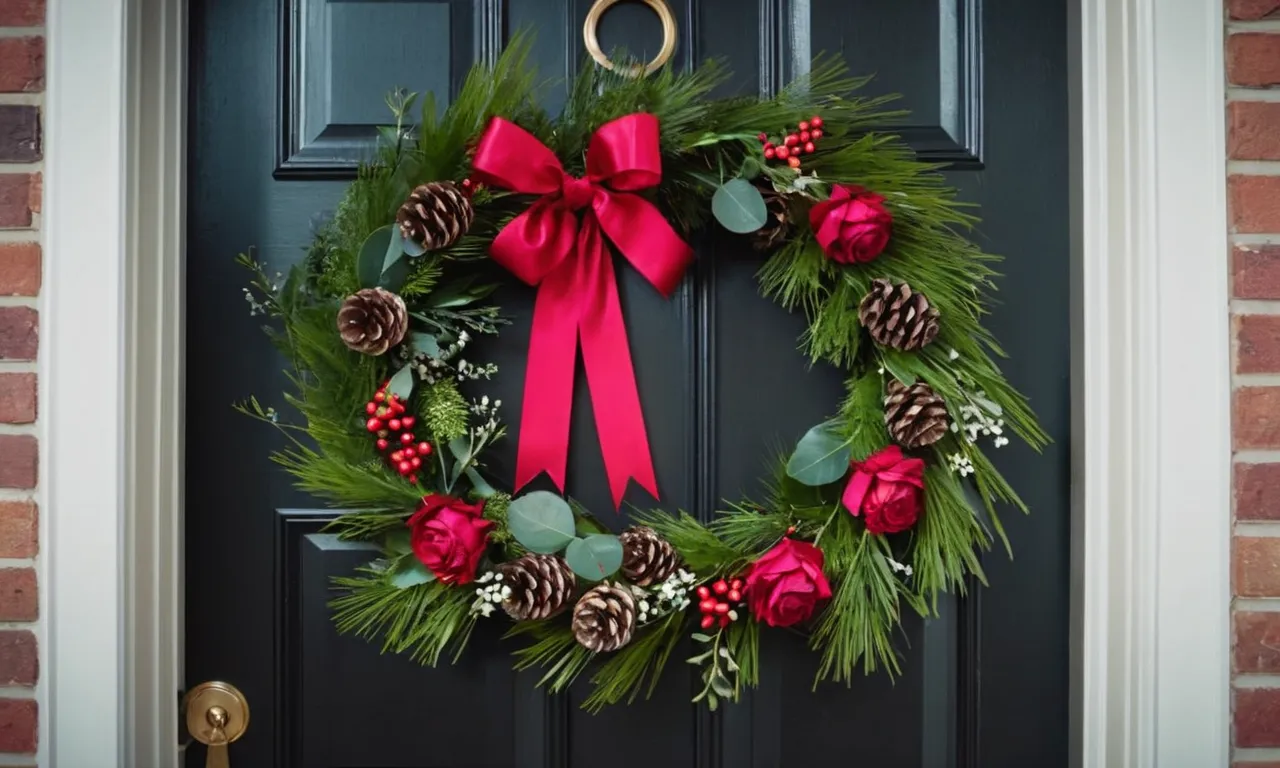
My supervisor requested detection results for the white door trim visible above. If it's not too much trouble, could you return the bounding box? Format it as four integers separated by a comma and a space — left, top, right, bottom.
41, 0, 1231, 765
44, 0, 186, 765
1074, 0, 1231, 765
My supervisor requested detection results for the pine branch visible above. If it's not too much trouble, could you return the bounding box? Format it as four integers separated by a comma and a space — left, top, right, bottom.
331, 569, 478, 665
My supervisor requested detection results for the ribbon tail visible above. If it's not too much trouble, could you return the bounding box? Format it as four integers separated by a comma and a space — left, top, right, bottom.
513, 252, 581, 495
576, 221, 659, 508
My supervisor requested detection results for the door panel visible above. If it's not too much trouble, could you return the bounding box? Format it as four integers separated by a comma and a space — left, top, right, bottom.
186, 1, 1069, 766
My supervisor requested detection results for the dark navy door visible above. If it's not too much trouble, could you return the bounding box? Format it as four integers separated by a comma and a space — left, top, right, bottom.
186, 1, 1070, 765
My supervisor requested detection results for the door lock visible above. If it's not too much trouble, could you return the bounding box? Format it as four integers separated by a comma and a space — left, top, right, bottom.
183, 681, 249, 768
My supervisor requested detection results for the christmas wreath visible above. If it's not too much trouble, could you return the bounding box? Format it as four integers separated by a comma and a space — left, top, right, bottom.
239, 37, 1045, 712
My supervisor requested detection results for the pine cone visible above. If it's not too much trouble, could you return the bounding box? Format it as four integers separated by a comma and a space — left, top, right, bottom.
337, 287, 407, 356
396, 181, 475, 251
752, 185, 792, 251
619, 526, 682, 587
884, 378, 949, 449
571, 582, 636, 653
497, 554, 576, 621
858, 278, 941, 352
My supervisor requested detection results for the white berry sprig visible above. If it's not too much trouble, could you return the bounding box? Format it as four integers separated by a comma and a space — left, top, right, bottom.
469, 570, 510, 618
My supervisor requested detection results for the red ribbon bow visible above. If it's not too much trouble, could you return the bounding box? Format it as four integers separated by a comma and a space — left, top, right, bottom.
471, 113, 693, 507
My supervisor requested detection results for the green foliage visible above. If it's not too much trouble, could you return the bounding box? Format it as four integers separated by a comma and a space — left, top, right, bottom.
631, 508, 743, 574
581, 612, 687, 712
331, 567, 477, 666
419, 379, 469, 442
235, 38, 1049, 712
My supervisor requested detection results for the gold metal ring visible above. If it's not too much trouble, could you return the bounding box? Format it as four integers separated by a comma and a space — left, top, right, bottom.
583, 0, 678, 78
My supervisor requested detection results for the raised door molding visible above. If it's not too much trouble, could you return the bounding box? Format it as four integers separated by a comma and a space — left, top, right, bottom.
274, 0, 505, 179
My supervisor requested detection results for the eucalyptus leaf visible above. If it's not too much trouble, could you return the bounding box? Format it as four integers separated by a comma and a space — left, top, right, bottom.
382, 226, 408, 275
690, 633, 714, 643
356, 225, 395, 288
711, 178, 768, 234
507, 491, 576, 554
785, 423, 853, 486
564, 534, 624, 581
402, 235, 427, 258
710, 672, 735, 698
464, 467, 496, 498
390, 558, 435, 589
410, 332, 441, 359
387, 364, 415, 401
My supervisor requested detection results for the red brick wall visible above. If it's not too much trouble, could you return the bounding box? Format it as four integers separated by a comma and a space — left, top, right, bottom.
0, 0, 40, 761
1231, 1, 1280, 764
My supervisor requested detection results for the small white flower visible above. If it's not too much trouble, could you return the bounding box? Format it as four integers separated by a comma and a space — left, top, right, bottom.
492, 572, 503, 582
728, 609, 739, 621
949, 348, 960, 361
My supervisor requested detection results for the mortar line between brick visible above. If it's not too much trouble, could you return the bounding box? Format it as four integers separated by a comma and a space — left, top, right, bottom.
1235, 747, 1280, 762
0, 93, 40, 106
1235, 374, 1280, 387
1230, 87, 1280, 102
0, 26, 44, 37
1229, 19, 1280, 32
0, 425, 36, 436
1236, 522, 1280, 536
1231, 160, 1280, 175
1234, 674, 1280, 689
0, 298, 37, 308
1233, 299, 1280, 313
0, 364, 35, 374
0, 559, 32, 569
0, 688, 34, 699
0, 163, 40, 174
1236, 598, 1280, 612
1234, 235, 1280, 246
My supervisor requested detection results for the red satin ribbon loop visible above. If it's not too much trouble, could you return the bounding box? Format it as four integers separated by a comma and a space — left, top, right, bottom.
471, 113, 693, 507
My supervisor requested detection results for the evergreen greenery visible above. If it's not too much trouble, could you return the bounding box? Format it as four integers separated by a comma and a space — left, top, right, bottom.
237, 36, 1047, 711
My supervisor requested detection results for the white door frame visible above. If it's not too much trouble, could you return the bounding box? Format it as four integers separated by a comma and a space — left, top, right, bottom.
42, 0, 1231, 765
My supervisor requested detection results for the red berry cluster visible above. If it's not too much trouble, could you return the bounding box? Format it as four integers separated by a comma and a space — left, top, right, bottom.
695, 577, 744, 630
364, 384, 433, 484
758, 115, 825, 170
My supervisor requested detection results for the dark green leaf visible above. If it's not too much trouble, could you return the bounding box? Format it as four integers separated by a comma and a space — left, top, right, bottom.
387, 364, 415, 401
390, 558, 435, 589
711, 178, 768, 234
385, 529, 411, 555
564, 534, 623, 581
785, 423, 853, 486
740, 156, 762, 181
507, 491, 576, 554
356, 225, 395, 288
879, 350, 920, 385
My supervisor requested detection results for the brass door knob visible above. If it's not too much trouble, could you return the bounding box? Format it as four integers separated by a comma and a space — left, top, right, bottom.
184, 681, 249, 768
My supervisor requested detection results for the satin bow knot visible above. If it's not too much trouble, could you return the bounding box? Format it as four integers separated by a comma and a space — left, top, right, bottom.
559, 175, 595, 210
471, 113, 693, 507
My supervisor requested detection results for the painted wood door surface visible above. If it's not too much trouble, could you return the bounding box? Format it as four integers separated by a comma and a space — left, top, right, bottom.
185, 1, 1069, 765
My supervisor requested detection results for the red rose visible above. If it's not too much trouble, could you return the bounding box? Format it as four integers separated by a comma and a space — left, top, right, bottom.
808, 185, 893, 264
407, 494, 493, 585
842, 445, 925, 535
743, 538, 833, 628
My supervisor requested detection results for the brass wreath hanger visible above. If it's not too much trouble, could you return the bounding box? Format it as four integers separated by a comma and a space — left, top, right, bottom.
583, 0, 678, 77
